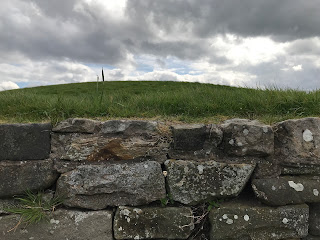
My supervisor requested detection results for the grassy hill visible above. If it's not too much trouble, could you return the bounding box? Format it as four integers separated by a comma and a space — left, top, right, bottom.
0, 81, 319, 124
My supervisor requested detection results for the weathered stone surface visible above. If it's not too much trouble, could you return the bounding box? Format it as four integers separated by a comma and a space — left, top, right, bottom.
0, 160, 58, 197
101, 120, 158, 136
0, 209, 113, 240
252, 176, 320, 206
52, 118, 101, 133
221, 119, 274, 157
304, 235, 320, 239
252, 156, 281, 179
56, 161, 166, 209
114, 206, 194, 240
0, 199, 22, 214
309, 203, 320, 236
209, 200, 309, 240
169, 124, 223, 159
274, 118, 320, 168
0, 123, 51, 160
51, 120, 169, 164
282, 163, 320, 176
164, 160, 255, 205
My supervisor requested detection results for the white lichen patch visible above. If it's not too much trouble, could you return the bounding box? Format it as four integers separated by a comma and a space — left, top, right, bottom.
120, 208, 131, 217
50, 219, 60, 225
272, 186, 276, 191
243, 129, 249, 135
234, 215, 238, 219
118, 227, 123, 231
229, 139, 235, 145
303, 129, 313, 142
162, 171, 168, 177
226, 219, 233, 224
244, 215, 250, 221
313, 189, 319, 196
144, 164, 148, 169
288, 181, 304, 192
282, 218, 289, 224
237, 142, 243, 147
133, 208, 143, 214
197, 165, 204, 174
222, 214, 228, 219
262, 126, 268, 133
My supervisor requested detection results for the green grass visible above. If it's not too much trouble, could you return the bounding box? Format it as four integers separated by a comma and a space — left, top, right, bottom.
0, 81, 319, 124
5, 190, 64, 228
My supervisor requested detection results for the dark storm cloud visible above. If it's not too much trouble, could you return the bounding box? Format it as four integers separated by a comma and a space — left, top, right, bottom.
127, 0, 320, 42
2, 0, 319, 66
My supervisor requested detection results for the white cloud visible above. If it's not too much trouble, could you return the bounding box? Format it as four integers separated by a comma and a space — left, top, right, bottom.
0, 81, 19, 91
292, 65, 303, 71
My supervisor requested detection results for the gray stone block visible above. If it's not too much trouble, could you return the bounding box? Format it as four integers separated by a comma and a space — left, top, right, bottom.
164, 160, 255, 205
0, 209, 113, 240
56, 161, 166, 209
209, 201, 309, 240
274, 118, 320, 169
221, 119, 274, 157
252, 176, 320, 206
0, 160, 58, 197
114, 206, 194, 239
0, 123, 51, 160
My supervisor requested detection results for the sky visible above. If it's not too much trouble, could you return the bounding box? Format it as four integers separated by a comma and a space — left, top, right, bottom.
1, 0, 320, 91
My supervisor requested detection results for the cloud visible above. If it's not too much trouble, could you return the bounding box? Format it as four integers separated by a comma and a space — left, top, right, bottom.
0, 0, 319, 90
0, 81, 19, 91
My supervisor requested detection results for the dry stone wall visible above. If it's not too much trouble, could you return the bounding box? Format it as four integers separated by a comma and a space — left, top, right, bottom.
0, 118, 320, 239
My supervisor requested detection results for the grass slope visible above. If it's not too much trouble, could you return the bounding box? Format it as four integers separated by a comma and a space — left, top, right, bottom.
0, 81, 319, 124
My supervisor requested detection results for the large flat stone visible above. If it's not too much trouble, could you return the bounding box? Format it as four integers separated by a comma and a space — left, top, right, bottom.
274, 118, 320, 168
252, 176, 320, 206
309, 203, 320, 236
0, 209, 113, 240
164, 160, 255, 205
220, 119, 274, 157
114, 206, 194, 240
51, 120, 169, 164
0, 160, 58, 197
0, 123, 51, 160
209, 200, 309, 240
56, 161, 166, 209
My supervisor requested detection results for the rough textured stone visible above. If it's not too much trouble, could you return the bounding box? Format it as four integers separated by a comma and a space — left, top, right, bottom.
221, 119, 274, 157
0, 123, 51, 160
209, 200, 309, 240
282, 163, 320, 176
274, 118, 320, 169
51, 120, 169, 164
0, 209, 113, 240
169, 124, 223, 160
56, 161, 166, 209
304, 235, 320, 239
164, 160, 255, 205
52, 118, 101, 133
0, 160, 58, 197
114, 206, 194, 240
252, 176, 320, 206
0, 199, 22, 214
101, 120, 158, 136
309, 203, 320, 236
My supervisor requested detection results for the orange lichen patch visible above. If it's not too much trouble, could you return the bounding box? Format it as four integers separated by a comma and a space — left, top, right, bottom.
87, 139, 133, 161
